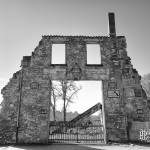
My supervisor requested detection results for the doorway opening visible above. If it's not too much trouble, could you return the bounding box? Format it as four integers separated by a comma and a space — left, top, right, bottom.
49, 81, 105, 144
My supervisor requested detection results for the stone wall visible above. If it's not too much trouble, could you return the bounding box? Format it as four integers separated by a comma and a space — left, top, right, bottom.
1, 27, 150, 144
17, 67, 50, 143
1, 35, 150, 144
1, 12, 150, 144
1, 71, 20, 143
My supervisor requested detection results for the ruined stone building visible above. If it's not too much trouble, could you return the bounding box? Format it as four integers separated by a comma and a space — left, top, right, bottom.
1, 13, 150, 144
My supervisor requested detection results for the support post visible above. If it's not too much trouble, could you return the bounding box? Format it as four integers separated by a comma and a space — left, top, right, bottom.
102, 81, 107, 144
16, 69, 23, 144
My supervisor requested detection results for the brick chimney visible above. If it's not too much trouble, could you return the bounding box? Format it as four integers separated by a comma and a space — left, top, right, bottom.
108, 12, 116, 37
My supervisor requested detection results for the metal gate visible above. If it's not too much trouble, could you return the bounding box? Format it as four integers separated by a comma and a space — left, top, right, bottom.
49, 120, 104, 144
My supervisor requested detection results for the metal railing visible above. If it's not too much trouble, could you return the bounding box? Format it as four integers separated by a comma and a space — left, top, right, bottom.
49, 120, 104, 144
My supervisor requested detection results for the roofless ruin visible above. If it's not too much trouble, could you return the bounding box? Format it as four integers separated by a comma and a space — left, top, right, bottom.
1, 13, 150, 144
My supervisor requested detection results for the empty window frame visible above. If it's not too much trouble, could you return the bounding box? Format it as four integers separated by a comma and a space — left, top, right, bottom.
86, 44, 101, 64
52, 44, 66, 64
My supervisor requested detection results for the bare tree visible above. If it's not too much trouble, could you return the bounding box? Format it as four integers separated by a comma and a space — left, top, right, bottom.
141, 75, 150, 97
60, 80, 81, 122
51, 80, 81, 122
51, 83, 61, 121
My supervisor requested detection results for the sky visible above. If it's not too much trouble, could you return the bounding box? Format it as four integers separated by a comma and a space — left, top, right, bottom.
0, 0, 150, 110
53, 81, 102, 114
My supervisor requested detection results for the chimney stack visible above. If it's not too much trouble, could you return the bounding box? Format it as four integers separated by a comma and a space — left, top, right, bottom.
108, 12, 116, 37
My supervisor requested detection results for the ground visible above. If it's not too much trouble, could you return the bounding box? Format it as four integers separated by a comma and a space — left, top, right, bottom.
0, 144, 150, 150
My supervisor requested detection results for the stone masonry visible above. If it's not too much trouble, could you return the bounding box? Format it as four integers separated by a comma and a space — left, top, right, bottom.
1, 13, 150, 144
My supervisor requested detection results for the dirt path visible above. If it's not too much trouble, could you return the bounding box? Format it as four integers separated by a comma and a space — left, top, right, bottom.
0, 144, 149, 150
